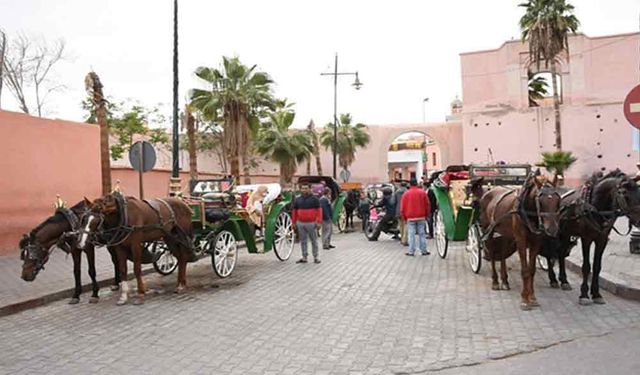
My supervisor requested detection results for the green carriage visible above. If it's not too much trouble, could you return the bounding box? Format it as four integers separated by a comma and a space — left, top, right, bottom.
296, 176, 349, 232
431, 164, 531, 273
153, 178, 294, 278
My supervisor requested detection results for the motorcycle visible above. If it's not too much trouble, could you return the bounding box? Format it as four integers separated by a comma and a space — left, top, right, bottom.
364, 206, 399, 241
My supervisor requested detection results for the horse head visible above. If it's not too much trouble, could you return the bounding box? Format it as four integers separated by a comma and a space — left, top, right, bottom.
77, 195, 117, 249
615, 175, 640, 227
19, 212, 72, 281
525, 174, 562, 237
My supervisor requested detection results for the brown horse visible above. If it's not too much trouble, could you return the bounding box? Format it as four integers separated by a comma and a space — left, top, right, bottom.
79, 193, 193, 305
474, 174, 561, 310
20, 201, 120, 304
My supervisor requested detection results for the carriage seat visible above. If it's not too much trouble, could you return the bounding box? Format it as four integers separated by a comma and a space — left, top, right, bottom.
448, 180, 470, 216
205, 207, 230, 223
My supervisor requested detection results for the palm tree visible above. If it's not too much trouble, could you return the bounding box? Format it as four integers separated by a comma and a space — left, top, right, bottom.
306, 119, 323, 175
519, 0, 579, 151
527, 70, 549, 107
189, 56, 275, 182
182, 105, 198, 183
254, 109, 314, 185
84, 71, 111, 195
537, 150, 577, 178
319, 113, 370, 173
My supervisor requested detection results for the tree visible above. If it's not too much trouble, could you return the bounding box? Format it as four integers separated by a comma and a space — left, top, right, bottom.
255, 109, 314, 185
306, 119, 323, 175
537, 150, 577, 179
189, 56, 275, 183
519, 0, 579, 151
2, 32, 66, 116
182, 105, 198, 183
0, 29, 6, 109
84, 72, 111, 195
527, 70, 549, 107
319, 113, 370, 172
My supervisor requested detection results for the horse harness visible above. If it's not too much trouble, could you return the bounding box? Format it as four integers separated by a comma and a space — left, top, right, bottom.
90, 193, 180, 248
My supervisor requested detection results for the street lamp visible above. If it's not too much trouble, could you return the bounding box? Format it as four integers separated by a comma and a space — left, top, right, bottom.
422, 97, 429, 123
321, 53, 362, 179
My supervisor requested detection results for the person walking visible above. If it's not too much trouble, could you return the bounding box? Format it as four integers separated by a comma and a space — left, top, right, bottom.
320, 187, 335, 250
292, 184, 323, 264
400, 178, 431, 256
394, 182, 408, 245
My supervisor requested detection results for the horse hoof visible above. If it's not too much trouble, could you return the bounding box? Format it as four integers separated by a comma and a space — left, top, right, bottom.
550, 282, 560, 289
110, 285, 120, 291
578, 297, 592, 306
116, 298, 127, 306
529, 299, 540, 307
500, 283, 511, 291
561, 283, 572, 291
175, 286, 185, 294
520, 302, 533, 311
89, 296, 99, 304
592, 297, 606, 305
68, 298, 80, 305
132, 297, 145, 305
491, 284, 500, 291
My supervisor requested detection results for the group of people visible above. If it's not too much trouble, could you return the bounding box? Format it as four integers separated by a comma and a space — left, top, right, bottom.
291, 176, 438, 263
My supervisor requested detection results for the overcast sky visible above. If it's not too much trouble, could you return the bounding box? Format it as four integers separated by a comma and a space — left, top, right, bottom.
1, 0, 639, 128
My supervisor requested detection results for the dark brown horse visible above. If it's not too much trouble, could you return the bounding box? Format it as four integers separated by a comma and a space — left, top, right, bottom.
79, 194, 193, 305
474, 174, 561, 310
541, 170, 640, 304
19, 201, 120, 304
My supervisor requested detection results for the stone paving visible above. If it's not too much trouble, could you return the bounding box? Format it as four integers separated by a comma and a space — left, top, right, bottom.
0, 231, 639, 375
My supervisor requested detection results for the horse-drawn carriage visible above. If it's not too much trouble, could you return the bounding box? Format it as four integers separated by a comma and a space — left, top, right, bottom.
296, 176, 349, 232
431, 164, 531, 273
182, 177, 295, 278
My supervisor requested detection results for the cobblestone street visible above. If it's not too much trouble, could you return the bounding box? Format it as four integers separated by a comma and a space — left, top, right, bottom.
1, 231, 639, 375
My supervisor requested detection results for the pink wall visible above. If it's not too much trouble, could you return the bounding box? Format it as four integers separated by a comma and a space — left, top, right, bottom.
460, 32, 640, 185
0, 111, 101, 255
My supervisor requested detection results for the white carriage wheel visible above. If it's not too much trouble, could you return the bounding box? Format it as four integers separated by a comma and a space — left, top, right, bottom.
466, 225, 482, 274
273, 211, 294, 261
211, 230, 238, 278
152, 241, 178, 276
435, 210, 448, 259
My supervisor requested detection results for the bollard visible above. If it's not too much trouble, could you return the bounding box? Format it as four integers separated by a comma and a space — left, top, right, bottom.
631, 228, 640, 254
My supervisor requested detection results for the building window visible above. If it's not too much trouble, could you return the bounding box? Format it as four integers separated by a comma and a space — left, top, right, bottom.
528, 71, 562, 107
432, 152, 437, 167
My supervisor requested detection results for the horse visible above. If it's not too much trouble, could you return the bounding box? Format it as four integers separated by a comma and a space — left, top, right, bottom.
19, 201, 120, 304
78, 193, 194, 305
541, 170, 640, 304
473, 173, 561, 310
343, 189, 359, 230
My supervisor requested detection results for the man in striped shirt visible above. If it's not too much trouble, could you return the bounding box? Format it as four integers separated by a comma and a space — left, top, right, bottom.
292, 184, 323, 264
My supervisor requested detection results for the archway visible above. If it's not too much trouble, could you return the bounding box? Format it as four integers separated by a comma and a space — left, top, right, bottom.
387, 131, 441, 183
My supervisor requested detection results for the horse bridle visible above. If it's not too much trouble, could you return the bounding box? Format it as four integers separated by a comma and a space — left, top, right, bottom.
520, 182, 562, 236
80, 193, 132, 248
20, 208, 81, 274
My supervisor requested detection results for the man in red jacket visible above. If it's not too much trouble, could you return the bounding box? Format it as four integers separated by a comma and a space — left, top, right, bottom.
292, 184, 323, 264
400, 178, 431, 256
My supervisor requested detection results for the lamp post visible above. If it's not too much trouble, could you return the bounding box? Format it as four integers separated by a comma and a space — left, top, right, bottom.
422, 97, 429, 123
321, 53, 362, 179
169, 0, 181, 195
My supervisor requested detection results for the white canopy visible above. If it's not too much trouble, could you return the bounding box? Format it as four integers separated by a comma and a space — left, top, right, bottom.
235, 183, 282, 205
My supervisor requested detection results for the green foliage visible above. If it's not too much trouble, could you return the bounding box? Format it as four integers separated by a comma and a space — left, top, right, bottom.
319, 113, 371, 170
81, 97, 169, 160
536, 150, 577, 176
254, 106, 314, 183
527, 71, 549, 107
519, 0, 580, 69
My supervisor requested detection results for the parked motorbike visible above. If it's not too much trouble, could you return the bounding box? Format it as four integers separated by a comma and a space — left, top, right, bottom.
364, 206, 399, 241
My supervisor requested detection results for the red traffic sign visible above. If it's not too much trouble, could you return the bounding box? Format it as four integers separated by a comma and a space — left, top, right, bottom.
624, 84, 640, 129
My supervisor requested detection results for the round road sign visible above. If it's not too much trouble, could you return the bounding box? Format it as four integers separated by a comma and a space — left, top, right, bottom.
623, 84, 640, 129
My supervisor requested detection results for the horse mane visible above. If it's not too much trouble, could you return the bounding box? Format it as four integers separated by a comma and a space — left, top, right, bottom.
29, 201, 86, 239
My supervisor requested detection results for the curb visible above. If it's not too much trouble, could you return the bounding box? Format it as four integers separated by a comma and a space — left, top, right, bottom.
0, 267, 156, 318
565, 257, 640, 302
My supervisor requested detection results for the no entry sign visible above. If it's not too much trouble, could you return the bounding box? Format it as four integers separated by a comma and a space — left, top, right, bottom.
624, 84, 640, 129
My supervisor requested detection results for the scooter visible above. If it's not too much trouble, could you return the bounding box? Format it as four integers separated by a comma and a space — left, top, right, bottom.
364, 206, 399, 241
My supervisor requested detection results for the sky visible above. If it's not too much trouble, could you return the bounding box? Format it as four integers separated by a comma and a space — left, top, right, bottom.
1, 0, 639, 129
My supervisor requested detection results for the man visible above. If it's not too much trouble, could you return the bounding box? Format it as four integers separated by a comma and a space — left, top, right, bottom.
292, 184, 323, 264
401, 177, 431, 256
369, 187, 396, 241
394, 182, 408, 245
358, 191, 370, 232
426, 183, 437, 239
320, 187, 335, 250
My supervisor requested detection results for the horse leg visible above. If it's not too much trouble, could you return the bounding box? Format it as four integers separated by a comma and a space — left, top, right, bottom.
547, 257, 559, 288
591, 237, 608, 304
86, 246, 100, 303
500, 258, 510, 290
131, 241, 146, 305
579, 239, 593, 305
69, 250, 82, 305
516, 236, 532, 310
108, 246, 120, 291
527, 243, 540, 307
558, 254, 572, 290
491, 258, 500, 290
116, 247, 129, 305
175, 252, 187, 293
